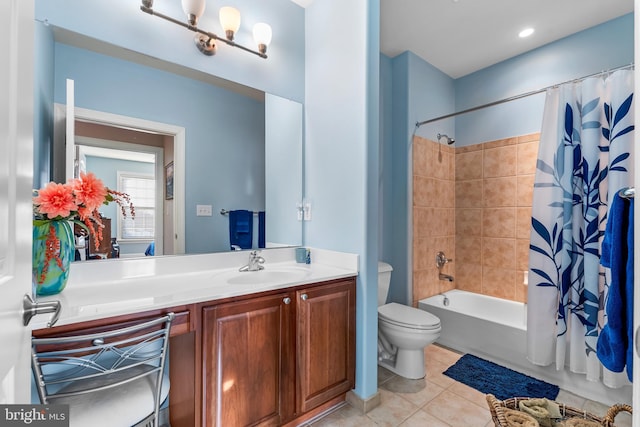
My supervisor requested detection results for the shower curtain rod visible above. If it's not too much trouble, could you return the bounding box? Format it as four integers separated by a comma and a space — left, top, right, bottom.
414, 63, 634, 129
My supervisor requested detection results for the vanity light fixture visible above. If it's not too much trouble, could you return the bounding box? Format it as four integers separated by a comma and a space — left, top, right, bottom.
140, 0, 272, 59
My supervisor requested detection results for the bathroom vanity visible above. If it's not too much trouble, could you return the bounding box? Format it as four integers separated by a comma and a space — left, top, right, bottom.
31, 248, 357, 427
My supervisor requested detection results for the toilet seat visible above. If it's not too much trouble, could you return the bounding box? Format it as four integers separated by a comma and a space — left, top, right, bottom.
378, 303, 440, 331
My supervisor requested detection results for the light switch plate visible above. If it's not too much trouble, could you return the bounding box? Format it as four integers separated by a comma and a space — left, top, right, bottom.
303, 201, 311, 221
196, 204, 212, 216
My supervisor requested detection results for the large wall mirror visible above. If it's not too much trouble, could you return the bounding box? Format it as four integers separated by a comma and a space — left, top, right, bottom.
36, 24, 304, 259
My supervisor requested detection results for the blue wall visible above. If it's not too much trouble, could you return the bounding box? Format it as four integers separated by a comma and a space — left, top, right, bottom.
454, 13, 634, 146
383, 13, 634, 305
53, 44, 265, 254
304, 0, 380, 399
385, 51, 456, 304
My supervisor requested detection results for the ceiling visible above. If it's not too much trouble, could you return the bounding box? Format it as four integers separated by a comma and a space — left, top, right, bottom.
380, 0, 634, 79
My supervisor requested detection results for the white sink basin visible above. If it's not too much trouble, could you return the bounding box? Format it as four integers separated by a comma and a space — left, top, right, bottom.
226, 267, 311, 285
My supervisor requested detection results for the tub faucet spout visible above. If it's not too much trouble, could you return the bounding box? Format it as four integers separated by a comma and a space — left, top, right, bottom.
438, 293, 450, 307
439, 273, 454, 282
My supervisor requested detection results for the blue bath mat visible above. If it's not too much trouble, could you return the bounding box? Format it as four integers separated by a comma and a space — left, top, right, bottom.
443, 354, 559, 401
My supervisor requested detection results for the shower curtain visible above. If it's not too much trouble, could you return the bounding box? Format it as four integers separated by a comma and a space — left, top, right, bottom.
527, 70, 634, 387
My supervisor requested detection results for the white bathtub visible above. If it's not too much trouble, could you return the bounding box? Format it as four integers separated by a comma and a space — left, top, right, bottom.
419, 290, 526, 367
418, 289, 631, 406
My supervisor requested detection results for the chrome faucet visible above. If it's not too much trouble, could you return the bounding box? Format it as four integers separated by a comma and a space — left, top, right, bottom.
239, 250, 265, 272
439, 273, 454, 282
436, 251, 454, 282
435, 251, 452, 269
438, 293, 450, 306
231, 245, 242, 251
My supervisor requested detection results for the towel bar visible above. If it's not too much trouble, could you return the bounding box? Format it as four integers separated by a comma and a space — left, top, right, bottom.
618, 187, 635, 199
220, 209, 260, 216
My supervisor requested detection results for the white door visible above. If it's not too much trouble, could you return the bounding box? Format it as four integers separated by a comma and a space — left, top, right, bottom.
0, 0, 36, 403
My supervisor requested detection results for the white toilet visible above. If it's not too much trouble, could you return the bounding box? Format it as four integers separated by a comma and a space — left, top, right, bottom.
378, 261, 441, 379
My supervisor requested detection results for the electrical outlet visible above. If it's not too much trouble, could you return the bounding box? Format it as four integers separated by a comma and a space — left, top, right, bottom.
196, 204, 212, 216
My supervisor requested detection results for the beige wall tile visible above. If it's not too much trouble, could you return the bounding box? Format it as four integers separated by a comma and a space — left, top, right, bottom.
414, 270, 440, 304
443, 180, 455, 209
484, 145, 517, 178
483, 177, 517, 207
456, 263, 483, 293
516, 238, 530, 271
432, 149, 451, 180
414, 176, 436, 207
516, 206, 532, 239
518, 133, 540, 143
482, 268, 516, 300
482, 237, 516, 269
417, 132, 540, 303
517, 174, 535, 206
433, 179, 452, 209
430, 208, 449, 237
515, 277, 528, 303
456, 144, 483, 154
484, 137, 517, 149
456, 208, 482, 236
482, 207, 516, 238
414, 207, 433, 239
413, 138, 430, 176
517, 141, 539, 175
456, 150, 483, 181
456, 236, 482, 264
456, 180, 483, 208
413, 238, 431, 271
448, 151, 456, 181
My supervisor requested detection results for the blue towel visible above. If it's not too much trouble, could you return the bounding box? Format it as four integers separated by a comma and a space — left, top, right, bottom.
597, 193, 634, 381
258, 211, 265, 249
229, 210, 254, 250
145, 242, 155, 256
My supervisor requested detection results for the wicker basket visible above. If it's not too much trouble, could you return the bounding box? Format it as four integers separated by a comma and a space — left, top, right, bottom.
486, 394, 632, 427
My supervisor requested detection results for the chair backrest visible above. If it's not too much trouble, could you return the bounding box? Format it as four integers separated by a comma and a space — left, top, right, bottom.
31, 313, 174, 425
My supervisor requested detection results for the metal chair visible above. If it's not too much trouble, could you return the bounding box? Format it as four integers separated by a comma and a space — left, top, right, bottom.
31, 313, 174, 427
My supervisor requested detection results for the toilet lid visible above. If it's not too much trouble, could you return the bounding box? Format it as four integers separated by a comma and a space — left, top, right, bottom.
378, 303, 441, 330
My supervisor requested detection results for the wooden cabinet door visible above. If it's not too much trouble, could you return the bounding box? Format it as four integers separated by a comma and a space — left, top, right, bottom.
296, 279, 356, 413
202, 293, 295, 427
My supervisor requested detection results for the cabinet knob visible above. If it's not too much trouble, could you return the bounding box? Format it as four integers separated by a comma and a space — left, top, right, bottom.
283, 297, 291, 305
300, 294, 308, 301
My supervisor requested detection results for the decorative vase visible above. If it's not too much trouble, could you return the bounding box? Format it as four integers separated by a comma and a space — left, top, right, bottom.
33, 221, 75, 296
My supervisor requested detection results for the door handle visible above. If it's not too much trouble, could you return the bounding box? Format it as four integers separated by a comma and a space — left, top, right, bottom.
22, 294, 61, 328
636, 326, 640, 357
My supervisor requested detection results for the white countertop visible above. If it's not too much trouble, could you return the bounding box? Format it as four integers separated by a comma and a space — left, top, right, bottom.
32, 247, 359, 330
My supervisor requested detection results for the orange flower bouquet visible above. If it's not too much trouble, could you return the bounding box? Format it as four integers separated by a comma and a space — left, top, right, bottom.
32, 172, 135, 295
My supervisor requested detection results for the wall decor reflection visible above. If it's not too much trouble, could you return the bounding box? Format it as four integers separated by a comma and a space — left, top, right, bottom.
165, 161, 174, 200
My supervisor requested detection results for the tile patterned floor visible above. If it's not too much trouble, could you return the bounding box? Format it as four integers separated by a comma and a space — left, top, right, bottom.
308, 345, 633, 427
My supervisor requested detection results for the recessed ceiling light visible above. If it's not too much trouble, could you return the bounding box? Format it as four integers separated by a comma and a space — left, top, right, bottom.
519, 28, 535, 38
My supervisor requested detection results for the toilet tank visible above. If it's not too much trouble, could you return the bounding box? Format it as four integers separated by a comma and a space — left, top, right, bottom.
378, 261, 393, 306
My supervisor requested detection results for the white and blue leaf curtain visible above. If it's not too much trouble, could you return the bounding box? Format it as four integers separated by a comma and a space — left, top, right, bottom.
527, 70, 634, 387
